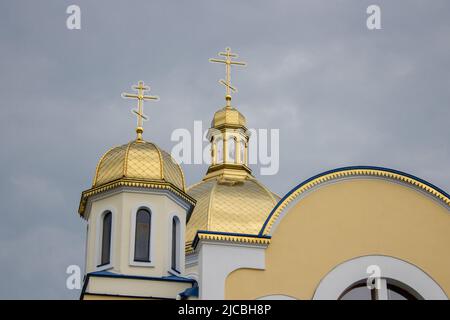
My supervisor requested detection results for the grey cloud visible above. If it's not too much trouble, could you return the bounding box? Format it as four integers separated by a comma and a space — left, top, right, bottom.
0, 0, 449, 298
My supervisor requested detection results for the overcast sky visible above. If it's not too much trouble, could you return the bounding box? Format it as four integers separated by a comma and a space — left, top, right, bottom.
0, 0, 449, 299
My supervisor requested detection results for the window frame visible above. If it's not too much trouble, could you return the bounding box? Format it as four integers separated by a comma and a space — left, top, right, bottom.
129, 205, 156, 267
239, 137, 246, 165
168, 213, 184, 275
96, 209, 115, 271
227, 136, 236, 164
133, 208, 152, 263
313, 255, 446, 300
215, 137, 224, 164
338, 278, 421, 300
171, 216, 181, 273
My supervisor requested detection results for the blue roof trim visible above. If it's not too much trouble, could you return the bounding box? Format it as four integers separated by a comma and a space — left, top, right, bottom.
88, 270, 196, 283
259, 165, 450, 236
192, 230, 271, 248
196, 230, 271, 238
179, 284, 199, 299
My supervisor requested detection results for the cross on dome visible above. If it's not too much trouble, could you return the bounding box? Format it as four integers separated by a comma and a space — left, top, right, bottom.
209, 47, 247, 108
121, 81, 159, 141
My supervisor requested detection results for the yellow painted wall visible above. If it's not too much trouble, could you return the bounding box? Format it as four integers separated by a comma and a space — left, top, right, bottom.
225, 178, 450, 299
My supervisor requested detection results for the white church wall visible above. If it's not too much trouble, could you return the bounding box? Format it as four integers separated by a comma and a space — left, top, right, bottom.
85, 188, 189, 279
197, 241, 266, 299
86, 192, 123, 274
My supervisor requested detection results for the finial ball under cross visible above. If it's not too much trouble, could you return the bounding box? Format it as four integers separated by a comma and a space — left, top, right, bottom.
121, 80, 159, 141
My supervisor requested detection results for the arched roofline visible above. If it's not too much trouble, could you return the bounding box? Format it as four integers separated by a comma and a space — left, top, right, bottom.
259, 166, 450, 236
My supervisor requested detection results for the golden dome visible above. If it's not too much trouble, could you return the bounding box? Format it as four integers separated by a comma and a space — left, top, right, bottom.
186, 176, 280, 249
93, 140, 185, 191
211, 106, 247, 129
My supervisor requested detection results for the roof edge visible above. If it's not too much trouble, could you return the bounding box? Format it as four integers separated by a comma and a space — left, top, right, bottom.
259, 166, 450, 236
191, 230, 271, 250
78, 178, 196, 218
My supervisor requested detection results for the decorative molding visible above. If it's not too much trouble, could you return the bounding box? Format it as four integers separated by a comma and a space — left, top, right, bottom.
79, 178, 196, 218
191, 231, 271, 252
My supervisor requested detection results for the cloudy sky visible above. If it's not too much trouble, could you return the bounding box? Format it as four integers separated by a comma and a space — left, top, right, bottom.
0, 0, 449, 299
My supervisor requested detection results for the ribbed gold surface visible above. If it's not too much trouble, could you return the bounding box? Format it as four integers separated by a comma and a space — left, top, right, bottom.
93, 140, 185, 191
211, 107, 246, 128
94, 144, 128, 186
161, 149, 185, 192
186, 178, 279, 248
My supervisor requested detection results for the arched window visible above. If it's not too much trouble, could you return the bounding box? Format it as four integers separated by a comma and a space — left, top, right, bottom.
100, 211, 112, 266
339, 281, 376, 300
171, 216, 181, 272
240, 138, 246, 164
339, 279, 421, 300
313, 256, 446, 300
134, 208, 151, 262
227, 137, 235, 163
216, 138, 223, 164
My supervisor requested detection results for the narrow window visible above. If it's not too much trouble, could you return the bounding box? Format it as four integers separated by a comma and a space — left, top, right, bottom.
134, 208, 151, 262
240, 138, 245, 164
100, 211, 112, 266
171, 216, 180, 272
227, 137, 235, 163
216, 138, 223, 163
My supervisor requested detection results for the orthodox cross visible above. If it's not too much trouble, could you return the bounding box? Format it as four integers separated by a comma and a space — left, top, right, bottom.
121, 81, 159, 141
209, 47, 246, 108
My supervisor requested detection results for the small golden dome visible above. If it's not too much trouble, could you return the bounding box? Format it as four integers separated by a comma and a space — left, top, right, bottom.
93, 140, 185, 191
186, 177, 279, 248
211, 106, 247, 129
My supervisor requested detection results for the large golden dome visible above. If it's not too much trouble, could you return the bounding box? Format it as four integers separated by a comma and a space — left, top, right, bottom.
78, 139, 194, 217
93, 140, 185, 191
186, 176, 280, 249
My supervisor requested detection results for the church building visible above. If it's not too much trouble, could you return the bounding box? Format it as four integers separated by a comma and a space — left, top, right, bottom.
77, 48, 450, 300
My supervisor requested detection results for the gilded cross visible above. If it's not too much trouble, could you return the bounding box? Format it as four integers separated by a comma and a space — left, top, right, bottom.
209, 47, 246, 108
121, 81, 159, 141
